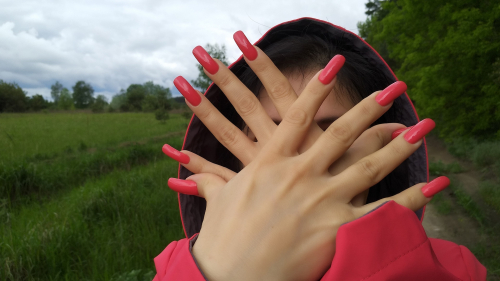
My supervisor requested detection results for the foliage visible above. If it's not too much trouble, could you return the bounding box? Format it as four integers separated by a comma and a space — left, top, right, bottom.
479, 181, 500, 213
358, 0, 500, 141
92, 95, 109, 113
50, 81, 63, 104
28, 94, 50, 111
72, 80, 95, 109
429, 160, 463, 176
0, 80, 28, 112
155, 108, 169, 123
191, 43, 229, 93
59, 88, 73, 110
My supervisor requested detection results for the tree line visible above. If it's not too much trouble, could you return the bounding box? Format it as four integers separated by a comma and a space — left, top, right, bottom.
358, 0, 500, 141
0, 80, 181, 114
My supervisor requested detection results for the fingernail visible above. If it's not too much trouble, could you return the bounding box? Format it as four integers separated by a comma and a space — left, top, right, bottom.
168, 178, 199, 196
318, 55, 345, 85
193, 46, 219, 75
422, 176, 450, 198
173, 76, 201, 106
375, 81, 407, 106
404, 119, 435, 144
162, 144, 190, 164
391, 126, 413, 140
234, 31, 258, 61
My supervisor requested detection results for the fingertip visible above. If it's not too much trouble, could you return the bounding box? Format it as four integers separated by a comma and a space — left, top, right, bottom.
422, 176, 450, 198
168, 178, 199, 196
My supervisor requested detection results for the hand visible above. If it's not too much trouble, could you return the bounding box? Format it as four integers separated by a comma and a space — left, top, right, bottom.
166, 31, 408, 205
167, 65, 446, 280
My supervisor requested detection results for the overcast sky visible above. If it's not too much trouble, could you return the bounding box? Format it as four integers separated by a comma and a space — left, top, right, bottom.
0, 0, 369, 100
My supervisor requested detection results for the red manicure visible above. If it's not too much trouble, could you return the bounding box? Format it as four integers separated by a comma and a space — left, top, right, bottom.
391, 126, 413, 140
404, 119, 435, 144
318, 55, 345, 85
162, 144, 190, 164
168, 178, 199, 196
173, 76, 201, 106
193, 46, 219, 75
375, 81, 407, 106
422, 176, 450, 198
234, 31, 258, 61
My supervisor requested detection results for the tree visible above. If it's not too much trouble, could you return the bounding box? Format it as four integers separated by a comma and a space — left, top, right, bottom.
126, 84, 146, 111
92, 95, 108, 113
50, 81, 63, 104
28, 94, 49, 111
72, 81, 94, 109
0, 80, 28, 112
58, 88, 73, 110
191, 44, 229, 93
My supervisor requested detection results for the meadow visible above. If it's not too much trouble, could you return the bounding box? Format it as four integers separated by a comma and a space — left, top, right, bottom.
0, 112, 190, 280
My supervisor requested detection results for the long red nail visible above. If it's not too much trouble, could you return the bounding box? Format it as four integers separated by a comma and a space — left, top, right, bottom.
391, 126, 413, 140
318, 55, 345, 85
173, 76, 201, 106
162, 144, 190, 164
234, 31, 258, 61
422, 176, 450, 198
375, 81, 407, 106
404, 119, 435, 144
168, 178, 199, 196
193, 46, 219, 75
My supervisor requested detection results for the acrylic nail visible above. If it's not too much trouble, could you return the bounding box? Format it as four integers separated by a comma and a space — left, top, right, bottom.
421, 176, 450, 198
404, 119, 435, 144
168, 178, 199, 196
162, 144, 190, 164
375, 81, 407, 106
173, 76, 201, 106
391, 126, 413, 140
234, 31, 258, 61
318, 55, 345, 85
193, 46, 219, 75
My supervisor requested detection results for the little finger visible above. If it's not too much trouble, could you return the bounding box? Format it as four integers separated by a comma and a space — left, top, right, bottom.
162, 144, 236, 182
358, 176, 450, 214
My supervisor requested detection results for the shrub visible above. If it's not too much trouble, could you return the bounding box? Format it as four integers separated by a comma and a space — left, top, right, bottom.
155, 109, 169, 123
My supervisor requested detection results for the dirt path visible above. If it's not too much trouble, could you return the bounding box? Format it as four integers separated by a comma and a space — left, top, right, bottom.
422, 135, 487, 249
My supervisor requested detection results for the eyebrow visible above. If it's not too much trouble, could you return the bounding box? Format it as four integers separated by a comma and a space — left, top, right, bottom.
272, 116, 339, 125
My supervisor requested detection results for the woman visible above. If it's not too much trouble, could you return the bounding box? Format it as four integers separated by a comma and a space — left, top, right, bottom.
154, 18, 486, 280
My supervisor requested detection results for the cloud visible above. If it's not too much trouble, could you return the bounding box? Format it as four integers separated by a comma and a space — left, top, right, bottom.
0, 0, 368, 100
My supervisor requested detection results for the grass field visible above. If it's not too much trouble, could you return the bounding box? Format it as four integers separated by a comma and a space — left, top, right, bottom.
0, 112, 189, 280
0, 112, 189, 164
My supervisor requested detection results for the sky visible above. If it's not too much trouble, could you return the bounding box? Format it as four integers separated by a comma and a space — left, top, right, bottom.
0, 0, 369, 100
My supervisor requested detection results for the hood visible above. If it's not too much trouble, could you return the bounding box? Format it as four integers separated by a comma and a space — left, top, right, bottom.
178, 17, 429, 238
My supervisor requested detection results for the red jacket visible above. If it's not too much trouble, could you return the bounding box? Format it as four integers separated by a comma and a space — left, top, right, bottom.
153, 201, 486, 280
153, 18, 487, 280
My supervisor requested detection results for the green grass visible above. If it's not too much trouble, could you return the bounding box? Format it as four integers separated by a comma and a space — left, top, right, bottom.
0, 134, 185, 210
429, 160, 464, 176
429, 192, 452, 215
479, 181, 500, 213
0, 112, 189, 164
0, 159, 185, 281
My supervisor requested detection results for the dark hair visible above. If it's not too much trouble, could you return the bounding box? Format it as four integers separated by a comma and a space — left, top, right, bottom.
215, 34, 405, 204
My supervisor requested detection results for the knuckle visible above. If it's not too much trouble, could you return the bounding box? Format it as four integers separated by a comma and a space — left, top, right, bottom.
389, 142, 406, 157
217, 74, 232, 89
284, 107, 309, 126
237, 95, 258, 117
325, 122, 353, 145
196, 105, 212, 120
358, 102, 373, 117
269, 81, 292, 100
218, 125, 238, 147
357, 158, 382, 182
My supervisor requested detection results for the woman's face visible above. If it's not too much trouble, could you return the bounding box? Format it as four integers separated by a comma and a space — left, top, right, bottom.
245, 70, 355, 140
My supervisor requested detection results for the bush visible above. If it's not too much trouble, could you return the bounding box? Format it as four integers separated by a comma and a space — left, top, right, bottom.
471, 141, 500, 168
155, 109, 169, 123
181, 111, 192, 120
429, 161, 463, 176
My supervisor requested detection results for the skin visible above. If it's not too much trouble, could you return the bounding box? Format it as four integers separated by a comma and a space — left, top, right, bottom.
169, 43, 437, 280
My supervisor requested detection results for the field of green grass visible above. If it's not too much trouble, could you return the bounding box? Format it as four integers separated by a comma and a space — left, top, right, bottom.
0, 112, 189, 280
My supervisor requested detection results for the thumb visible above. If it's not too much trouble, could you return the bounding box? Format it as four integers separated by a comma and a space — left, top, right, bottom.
168, 173, 227, 199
